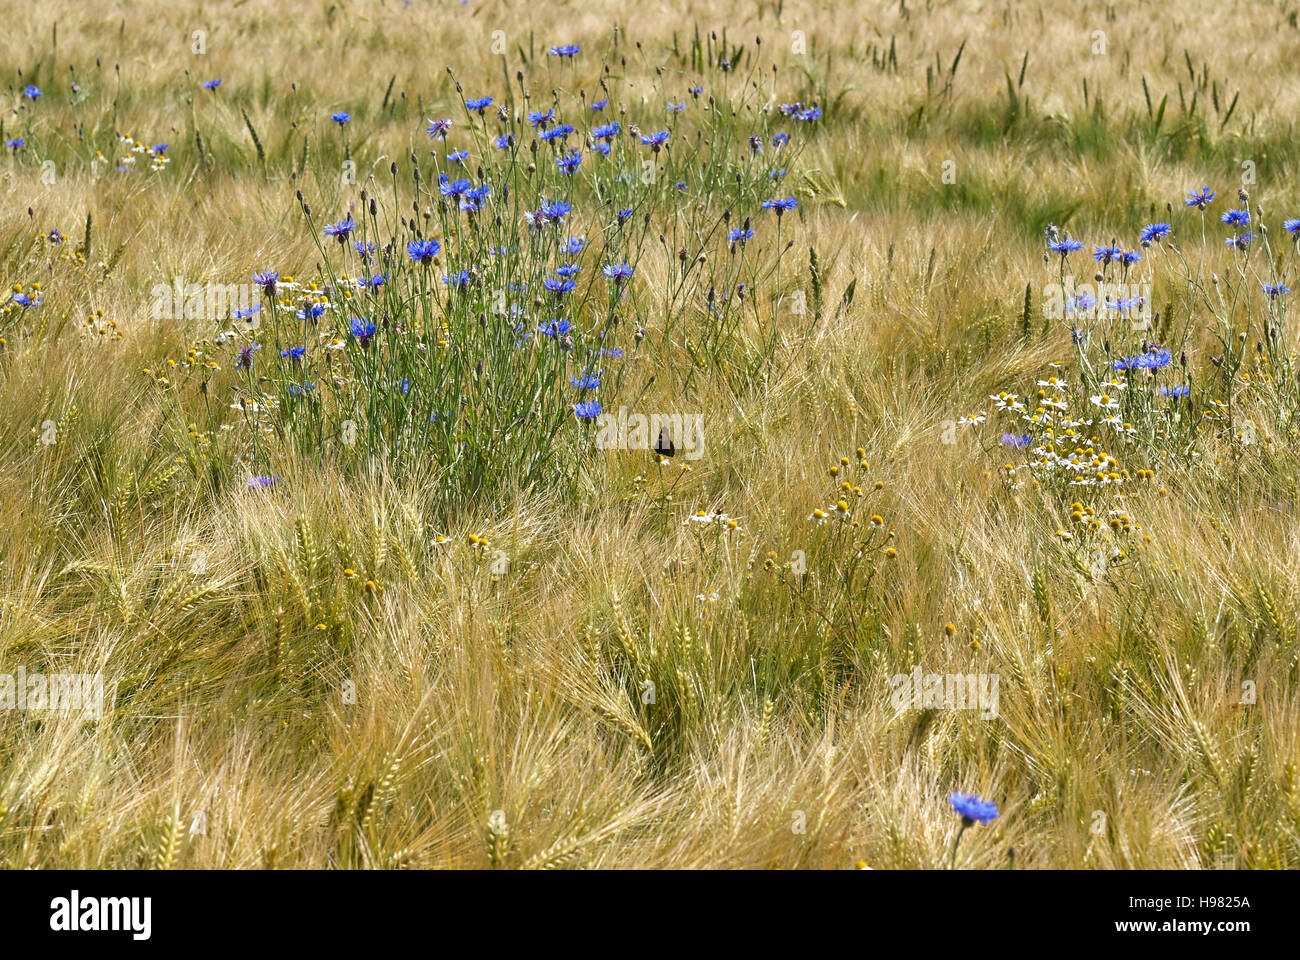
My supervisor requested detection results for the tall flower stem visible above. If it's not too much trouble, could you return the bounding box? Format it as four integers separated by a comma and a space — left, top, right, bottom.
949, 820, 970, 870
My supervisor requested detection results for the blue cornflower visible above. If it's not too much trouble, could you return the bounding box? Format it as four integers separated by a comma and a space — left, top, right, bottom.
555, 264, 581, 277
297, 302, 327, 322
590, 98, 608, 110
203, 79, 222, 90
543, 277, 576, 295
1221, 208, 1250, 228
761, 196, 798, 214
443, 270, 471, 288
667, 101, 686, 113
640, 130, 670, 148
529, 109, 556, 128
729, 226, 754, 247
541, 199, 572, 220
324, 216, 355, 240
617, 208, 633, 223
1226, 231, 1254, 250
797, 105, 823, 121
601, 347, 624, 358
12, 292, 41, 307
550, 44, 581, 57
562, 236, 587, 255
1185, 186, 1216, 209
1263, 282, 1291, 298
447, 149, 469, 163
574, 400, 602, 420
232, 305, 261, 322
772, 132, 789, 148
247, 475, 279, 489
354, 240, 378, 259
1107, 296, 1145, 313
1065, 293, 1098, 313
1047, 238, 1083, 256
357, 274, 387, 288
1285, 219, 1300, 235
426, 117, 453, 139
47, 229, 64, 244
1159, 385, 1190, 398
281, 345, 306, 360
461, 184, 491, 212
1001, 433, 1032, 448
1140, 222, 1171, 243
539, 124, 575, 141
540, 318, 571, 337
571, 372, 602, 390
493, 133, 516, 149
556, 150, 582, 174
1138, 349, 1172, 369
1120, 251, 1142, 264
331, 111, 350, 125
603, 263, 634, 281
236, 344, 259, 368
592, 122, 621, 140
253, 271, 279, 293
5, 138, 24, 150
949, 792, 999, 825
409, 237, 443, 263
23, 85, 41, 100
350, 317, 377, 342
465, 96, 493, 113
1093, 244, 1123, 264
590, 141, 610, 157
439, 175, 472, 197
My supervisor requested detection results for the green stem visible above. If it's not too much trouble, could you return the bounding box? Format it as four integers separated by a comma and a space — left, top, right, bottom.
949, 822, 969, 869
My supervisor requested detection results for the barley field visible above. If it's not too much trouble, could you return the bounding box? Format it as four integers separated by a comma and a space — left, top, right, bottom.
2, 0, 1299, 870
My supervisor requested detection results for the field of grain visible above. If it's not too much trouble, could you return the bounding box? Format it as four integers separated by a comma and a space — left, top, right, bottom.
2, 0, 1299, 868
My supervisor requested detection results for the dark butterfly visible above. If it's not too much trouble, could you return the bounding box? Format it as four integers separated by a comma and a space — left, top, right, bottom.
654, 426, 676, 458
